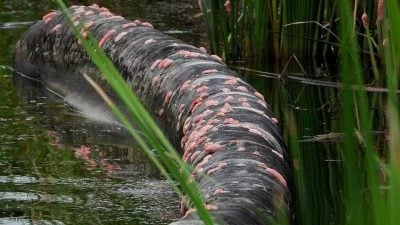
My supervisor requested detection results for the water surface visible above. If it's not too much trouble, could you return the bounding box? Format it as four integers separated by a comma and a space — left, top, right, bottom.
0, 1, 204, 224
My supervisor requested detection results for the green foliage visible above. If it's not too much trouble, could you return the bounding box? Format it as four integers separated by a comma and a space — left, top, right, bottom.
338, 1, 383, 224
201, 0, 400, 225
383, 0, 400, 224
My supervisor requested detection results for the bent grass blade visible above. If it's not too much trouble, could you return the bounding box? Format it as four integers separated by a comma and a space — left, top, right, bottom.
54, 1, 214, 224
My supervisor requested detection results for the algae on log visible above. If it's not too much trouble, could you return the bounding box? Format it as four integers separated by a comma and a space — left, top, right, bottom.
13, 4, 291, 225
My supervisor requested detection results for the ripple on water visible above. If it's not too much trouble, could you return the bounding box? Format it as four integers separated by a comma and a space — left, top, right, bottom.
0, 217, 65, 225
0, 175, 38, 184
0, 191, 74, 203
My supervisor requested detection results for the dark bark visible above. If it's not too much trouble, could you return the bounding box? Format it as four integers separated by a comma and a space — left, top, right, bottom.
13, 5, 291, 225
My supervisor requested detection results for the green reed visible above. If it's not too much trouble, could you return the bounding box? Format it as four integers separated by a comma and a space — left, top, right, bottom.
339, 1, 400, 224
199, 0, 386, 79
383, 0, 400, 224
200, 0, 343, 65
55, 1, 214, 224
201, 0, 400, 225
338, 0, 384, 224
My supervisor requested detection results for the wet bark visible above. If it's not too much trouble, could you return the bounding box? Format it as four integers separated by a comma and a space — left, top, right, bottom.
13, 5, 291, 225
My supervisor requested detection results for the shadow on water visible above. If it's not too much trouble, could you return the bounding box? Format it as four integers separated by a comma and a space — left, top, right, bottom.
0, 0, 206, 224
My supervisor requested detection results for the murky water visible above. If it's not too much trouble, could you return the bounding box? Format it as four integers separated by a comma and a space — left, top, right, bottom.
0, 1, 205, 224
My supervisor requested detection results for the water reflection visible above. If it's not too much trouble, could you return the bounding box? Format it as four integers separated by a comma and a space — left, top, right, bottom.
0, 217, 65, 225
1, 49, 178, 224
0, 22, 36, 29
0, 192, 74, 203
0, 176, 38, 184
0, 0, 205, 224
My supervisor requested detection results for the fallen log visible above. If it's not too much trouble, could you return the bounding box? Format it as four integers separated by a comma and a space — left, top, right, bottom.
13, 4, 290, 225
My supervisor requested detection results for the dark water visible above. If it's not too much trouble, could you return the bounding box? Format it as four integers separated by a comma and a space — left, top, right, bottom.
0, 1, 205, 224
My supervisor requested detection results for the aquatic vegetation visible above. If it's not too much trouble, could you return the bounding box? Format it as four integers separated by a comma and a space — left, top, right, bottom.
200, 0, 400, 225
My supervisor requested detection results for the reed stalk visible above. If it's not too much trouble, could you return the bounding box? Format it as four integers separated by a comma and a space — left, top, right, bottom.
202, 1, 400, 225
